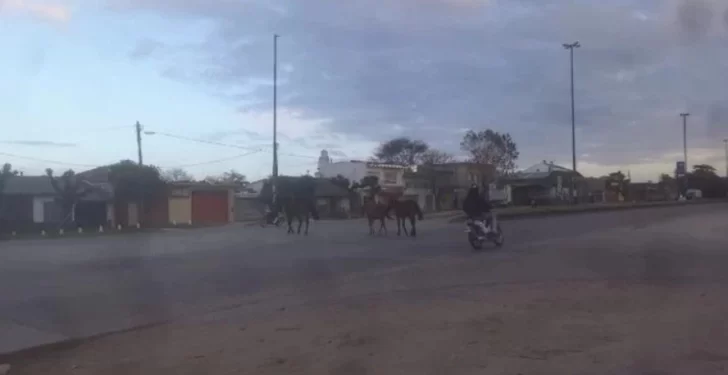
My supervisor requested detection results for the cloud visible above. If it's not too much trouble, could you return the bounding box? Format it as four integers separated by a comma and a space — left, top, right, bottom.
1, 140, 77, 147
128, 39, 164, 60
1, 0, 71, 23
109, 0, 728, 176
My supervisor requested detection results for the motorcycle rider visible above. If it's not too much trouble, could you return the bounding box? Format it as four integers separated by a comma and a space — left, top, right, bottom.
462, 183, 493, 238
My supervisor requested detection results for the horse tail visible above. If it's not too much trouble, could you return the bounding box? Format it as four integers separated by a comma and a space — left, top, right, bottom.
414, 202, 423, 220
309, 200, 320, 220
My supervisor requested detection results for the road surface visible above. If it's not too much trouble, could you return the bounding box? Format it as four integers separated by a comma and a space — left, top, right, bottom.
1, 203, 727, 364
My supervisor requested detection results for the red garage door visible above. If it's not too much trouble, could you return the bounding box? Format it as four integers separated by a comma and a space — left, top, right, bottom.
191, 191, 229, 225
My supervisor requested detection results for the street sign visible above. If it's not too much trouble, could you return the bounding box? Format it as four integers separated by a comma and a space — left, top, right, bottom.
676, 161, 686, 176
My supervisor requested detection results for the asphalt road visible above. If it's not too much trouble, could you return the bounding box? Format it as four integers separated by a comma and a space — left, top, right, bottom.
1, 203, 727, 355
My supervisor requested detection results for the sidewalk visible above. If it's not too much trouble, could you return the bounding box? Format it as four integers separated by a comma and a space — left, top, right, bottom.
449, 199, 728, 223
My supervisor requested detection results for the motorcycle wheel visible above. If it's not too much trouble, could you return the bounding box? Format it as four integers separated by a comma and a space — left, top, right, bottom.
491, 224, 505, 247
468, 231, 485, 250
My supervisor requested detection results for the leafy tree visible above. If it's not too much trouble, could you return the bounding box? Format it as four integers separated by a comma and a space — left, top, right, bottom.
688, 164, 726, 198
374, 137, 429, 166
162, 168, 195, 182
329, 175, 352, 191
460, 129, 519, 175
108, 160, 166, 209
0, 163, 19, 193
358, 175, 382, 196
45, 168, 91, 225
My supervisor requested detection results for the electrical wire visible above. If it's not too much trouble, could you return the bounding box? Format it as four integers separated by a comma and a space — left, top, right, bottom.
147, 131, 266, 151
0, 151, 100, 168
169, 149, 263, 168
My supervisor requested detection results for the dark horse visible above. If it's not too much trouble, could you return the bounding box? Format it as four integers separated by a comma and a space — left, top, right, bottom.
387, 199, 424, 237
279, 196, 319, 235
363, 199, 391, 235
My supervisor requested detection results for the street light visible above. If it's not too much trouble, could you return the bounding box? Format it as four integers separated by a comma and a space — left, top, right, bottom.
680, 113, 689, 168
723, 139, 728, 178
563, 41, 580, 202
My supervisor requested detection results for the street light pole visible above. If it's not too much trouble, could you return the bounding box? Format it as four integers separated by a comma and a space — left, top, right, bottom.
680, 113, 689, 168
272, 34, 279, 180
563, 41, 580, 202
723, 139, 728, 178
135, 121, 143, 166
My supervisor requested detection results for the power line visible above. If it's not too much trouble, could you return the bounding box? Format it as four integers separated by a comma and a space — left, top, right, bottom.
145, 130, 266, 151
0, 151, 100, 168
169, 150, 263, 169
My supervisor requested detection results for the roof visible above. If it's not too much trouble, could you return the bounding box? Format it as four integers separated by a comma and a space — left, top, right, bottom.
512, 161, 580, 180
1, 176, 56, 195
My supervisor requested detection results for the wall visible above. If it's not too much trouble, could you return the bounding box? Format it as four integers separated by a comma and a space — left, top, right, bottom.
235, 198, 265, 221
168, 196, 191, 224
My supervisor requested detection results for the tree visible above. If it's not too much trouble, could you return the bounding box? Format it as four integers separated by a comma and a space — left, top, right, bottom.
205, 170, 248, 187
162, 168, 192, 182
329, 175, 352, 191
0, 163, 19, 192
46, 168, 91, 225
162, 168, 194, 182
108, 160, 167, 216
419, 149, 455, 165
374, 137, 429, 166
460, 129, 519, 175
358, 175, 382, 196
688, 164, 726, 198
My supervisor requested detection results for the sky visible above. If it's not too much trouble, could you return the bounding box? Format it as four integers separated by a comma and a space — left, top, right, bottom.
1, 0, 727, 182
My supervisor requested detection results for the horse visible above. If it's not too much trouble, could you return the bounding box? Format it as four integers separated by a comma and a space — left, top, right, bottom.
363, 199, 391, 236
387, 199, 424, 237
279, 196, 319, 235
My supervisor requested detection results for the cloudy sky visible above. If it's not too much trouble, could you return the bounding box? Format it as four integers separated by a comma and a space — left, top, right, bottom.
1, 0, 727, 182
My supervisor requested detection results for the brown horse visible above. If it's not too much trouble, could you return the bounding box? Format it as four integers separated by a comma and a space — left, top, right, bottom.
363, 200, 391, 235
280, 196, 319, 235
387, 199, 424, 237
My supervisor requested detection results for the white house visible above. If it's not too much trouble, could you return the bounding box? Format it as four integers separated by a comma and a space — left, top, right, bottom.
316, 150, 409, 201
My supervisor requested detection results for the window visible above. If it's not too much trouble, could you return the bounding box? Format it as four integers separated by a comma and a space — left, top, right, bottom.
382, 170, 398, 184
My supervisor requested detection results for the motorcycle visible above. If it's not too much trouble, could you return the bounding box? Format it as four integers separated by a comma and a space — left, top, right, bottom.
465, 213, 504, 250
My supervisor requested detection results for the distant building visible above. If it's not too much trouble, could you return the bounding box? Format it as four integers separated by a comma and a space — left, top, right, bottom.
504, 161, 582, 205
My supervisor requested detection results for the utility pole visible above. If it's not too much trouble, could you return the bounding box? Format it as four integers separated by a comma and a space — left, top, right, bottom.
272, 34, 279, 180
723, 139, 728, 178
135, 121, 143, 166
680, 113, 689, 168
563, 41, 580, 203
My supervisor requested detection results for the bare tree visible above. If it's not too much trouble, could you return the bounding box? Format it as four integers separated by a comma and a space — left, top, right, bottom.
419, 149, 455, 165
162, 168, 194, 182
374, 137, 429, 166
460, 129, 519, 176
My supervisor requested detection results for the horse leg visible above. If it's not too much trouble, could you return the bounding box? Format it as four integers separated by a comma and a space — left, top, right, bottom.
287, 215, 294, 234
409, 215, 417, 237
304, 213, 310, 236
368, 217, 374, 235
401, 217, 410, 236
380, 217, 387, 235
396, 217, 402, 236
297, 215, 303, 234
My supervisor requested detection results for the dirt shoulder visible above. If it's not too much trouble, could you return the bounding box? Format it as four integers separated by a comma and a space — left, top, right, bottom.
6, 280, 728, 375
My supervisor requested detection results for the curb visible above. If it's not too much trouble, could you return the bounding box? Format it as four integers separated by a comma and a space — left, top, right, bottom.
448, 199, 728, 223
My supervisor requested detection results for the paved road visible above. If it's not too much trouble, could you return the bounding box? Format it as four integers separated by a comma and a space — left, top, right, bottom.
1, 203, 726, 355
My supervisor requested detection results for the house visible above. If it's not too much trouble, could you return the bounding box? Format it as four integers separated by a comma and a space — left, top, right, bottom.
505, 161, 582, 205
0, 175, 114, 231
316, 150, 409, 203
406, 162, 497, 210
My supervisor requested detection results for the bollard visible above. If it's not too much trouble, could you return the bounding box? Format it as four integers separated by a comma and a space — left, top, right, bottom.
172, 220, 177, 226
59, 229, 64, 236
99, 225, 104, 233
117, 224, 122, 231
136, 223, 141, 229
41, 230, 46, 237
78, 227, 83, 234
